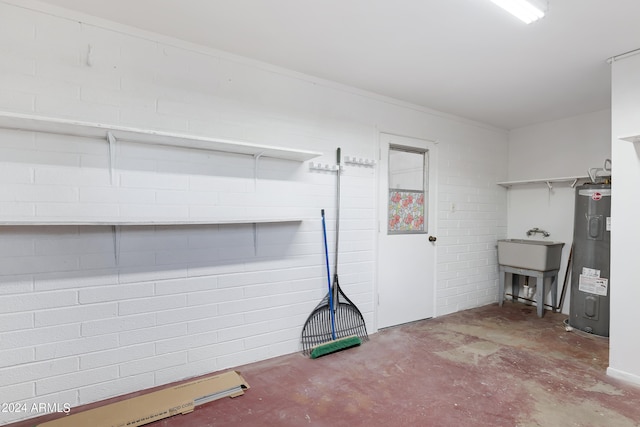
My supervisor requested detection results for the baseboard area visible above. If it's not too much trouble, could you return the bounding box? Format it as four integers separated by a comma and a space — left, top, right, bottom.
607, 366, 640, 387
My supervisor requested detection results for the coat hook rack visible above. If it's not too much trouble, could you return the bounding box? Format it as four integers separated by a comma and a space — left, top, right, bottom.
344, 155, 376, 167
309, 162, 339, 172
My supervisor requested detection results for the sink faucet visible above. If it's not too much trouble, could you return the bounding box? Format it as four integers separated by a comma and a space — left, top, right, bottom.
526, 227, 550, 238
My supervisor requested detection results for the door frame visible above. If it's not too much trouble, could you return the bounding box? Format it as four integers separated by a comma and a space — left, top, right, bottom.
374, 131, 439, 331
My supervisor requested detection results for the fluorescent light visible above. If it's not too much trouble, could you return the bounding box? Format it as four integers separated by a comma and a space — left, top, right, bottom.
491, 0, 545, 24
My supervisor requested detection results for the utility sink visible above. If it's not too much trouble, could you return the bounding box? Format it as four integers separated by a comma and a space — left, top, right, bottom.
498, 239, 564, 271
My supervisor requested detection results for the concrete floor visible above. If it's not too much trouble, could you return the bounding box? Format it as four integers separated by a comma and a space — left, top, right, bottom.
11, 302, 640, 426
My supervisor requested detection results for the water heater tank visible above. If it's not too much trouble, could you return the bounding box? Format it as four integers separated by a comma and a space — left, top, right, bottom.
569, 182, 611, 336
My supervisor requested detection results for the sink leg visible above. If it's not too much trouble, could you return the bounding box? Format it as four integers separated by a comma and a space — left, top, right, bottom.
536, 274, 544, 317
551, 273, 558, 312
499, 267, 505, 307
511, 273, 520, 303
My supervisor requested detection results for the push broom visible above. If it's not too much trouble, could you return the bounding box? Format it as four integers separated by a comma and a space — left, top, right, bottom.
301, 148, 368, 358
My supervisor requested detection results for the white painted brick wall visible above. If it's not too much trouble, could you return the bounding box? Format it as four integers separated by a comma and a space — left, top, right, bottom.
187, 340, 245, 364
155, 330, 218, 355
80, 343, 155, 370
118, 294, 186, 316
0, 357, 78, 388
154, 276, 217, 295
0, 2, 507, 424
0, 383, 34, 406
35, 303, 117, 327
0, 325, 80, 351
81, 313, 155, 337
0, 290, 78, 313
0, 347, 34, 369
153, 358, 220, 386
78, 373, 155, 404
435, 139, 506, 315
36, 366, 118, 396
119, 352, 186, 377
78, 283, 155, 304
187, 313, 245, 334
0, 312, 33, 332
119, 324, 187, 347
35, 334, 119, 361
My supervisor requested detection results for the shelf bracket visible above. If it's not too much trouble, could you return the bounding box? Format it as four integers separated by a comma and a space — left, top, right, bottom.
570, 178, 578, 188
545, 181, 553, 190
254, 151, 264, 189
112, 225, 121, 265
107, 131, 117, 186
253, 222, 258, 256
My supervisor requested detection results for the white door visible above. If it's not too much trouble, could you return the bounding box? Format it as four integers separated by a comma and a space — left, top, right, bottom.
377, 133, 437, 329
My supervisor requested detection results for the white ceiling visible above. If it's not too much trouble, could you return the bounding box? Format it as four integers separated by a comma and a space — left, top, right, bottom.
34, 0, 640, 129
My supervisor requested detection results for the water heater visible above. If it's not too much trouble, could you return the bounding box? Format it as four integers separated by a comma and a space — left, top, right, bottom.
569, 182, 611, 336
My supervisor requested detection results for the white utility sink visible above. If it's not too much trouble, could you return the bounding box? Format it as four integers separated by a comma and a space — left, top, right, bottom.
497, 239, 564, 271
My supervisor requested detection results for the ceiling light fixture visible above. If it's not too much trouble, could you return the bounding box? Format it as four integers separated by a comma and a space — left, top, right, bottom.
490, 0, 545, 24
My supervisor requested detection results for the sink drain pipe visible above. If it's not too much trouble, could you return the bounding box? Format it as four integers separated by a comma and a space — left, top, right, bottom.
523, 277, 535, 299
556, 243, 573, 312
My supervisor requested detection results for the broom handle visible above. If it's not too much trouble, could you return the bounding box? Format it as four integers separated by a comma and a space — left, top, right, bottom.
321, 209, 337, 340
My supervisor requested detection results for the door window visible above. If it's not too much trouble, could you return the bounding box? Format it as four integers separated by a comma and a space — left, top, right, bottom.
388, 147, 428, 234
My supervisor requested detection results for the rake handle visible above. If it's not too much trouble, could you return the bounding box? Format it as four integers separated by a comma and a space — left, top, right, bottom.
334, 147, 341, 276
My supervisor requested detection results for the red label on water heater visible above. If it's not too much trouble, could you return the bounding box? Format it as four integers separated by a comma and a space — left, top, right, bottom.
592, 192, 602, 201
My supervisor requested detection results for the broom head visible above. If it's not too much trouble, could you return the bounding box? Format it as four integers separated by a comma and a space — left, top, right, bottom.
310, 335, 362, 359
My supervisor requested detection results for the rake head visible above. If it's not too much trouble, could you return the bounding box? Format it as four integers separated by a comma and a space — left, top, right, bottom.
301, 290, 369, 356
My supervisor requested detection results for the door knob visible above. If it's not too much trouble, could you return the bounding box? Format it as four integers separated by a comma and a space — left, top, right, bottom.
429, 236, 437, 242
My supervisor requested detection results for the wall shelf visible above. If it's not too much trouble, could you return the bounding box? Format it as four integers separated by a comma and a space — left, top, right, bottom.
497, 176, 589, 189
619, 134, 640, 143
0, 218, 306, 265
0, 218, 305, 226
0, 111, 322, 161
0, 111, 318, 231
